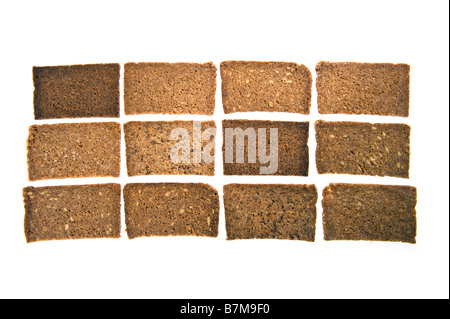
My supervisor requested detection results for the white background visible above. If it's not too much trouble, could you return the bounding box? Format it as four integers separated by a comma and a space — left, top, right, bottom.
0, 0, 448, 299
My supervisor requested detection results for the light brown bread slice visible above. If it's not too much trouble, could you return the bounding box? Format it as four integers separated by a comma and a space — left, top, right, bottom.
33, 64, 120, 119
322, 183, 417, 243
124, 62, 217, 115
224, 184, 317, 241
315, 121, 410, 178
221, 61, 312, 114
124, 121, 216, 176
316, 62, 410, 117
222, 120, 309, 176
27, 122, 121, 181
124, 183, 220, 239
23, 184, 121, 243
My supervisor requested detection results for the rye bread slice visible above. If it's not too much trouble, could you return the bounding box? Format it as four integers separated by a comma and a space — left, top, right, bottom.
316, 62, 410, 117
322, 183, 417, 243
315, 121, 410, 178
124, 121, 216, 176
27, 122, 121, 181
23, 184, 121, 243
224, 184, 317, 241
124, 62, 217, 115
220, 61, 312, 114
222, 120, 309, 176
124, 183, 220, 239
33, 64, 120, 119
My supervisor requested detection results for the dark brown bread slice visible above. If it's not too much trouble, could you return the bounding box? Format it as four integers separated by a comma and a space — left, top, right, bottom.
222, 120, 309, 176
224, 184, 317, 241
33, 64, 120, 119
315, 121, 410, 178
221, 61, 312, 114
322, 184, 417, 243
23, 184, 121, 243
27, 122, 121, 181
124, 183, 219, 239
316, 62, 410, 117
124, 62, 217, 115
124, 121, 216, 176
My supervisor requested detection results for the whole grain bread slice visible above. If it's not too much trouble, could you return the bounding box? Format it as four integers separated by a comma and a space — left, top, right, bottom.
23, 184, 121, 243
224, 184, 317, 241
322, 183, 417, 243
221, 61, 312, 114
124, 183, 220, 239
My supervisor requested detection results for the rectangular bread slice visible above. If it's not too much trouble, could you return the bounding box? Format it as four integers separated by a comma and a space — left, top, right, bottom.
23, 184, 121, 243
322, 183, 417, 243
220, 61, 312, 114
224, 184, 317, 241
316, 62, 410, 117
124, 121, 216, 176
124, 183, 220, 239
33, 64, 120, 119
315, 121, 410, 178
222, 120, 309, 176
124, 62, 217, 115
27, 122, 121, 181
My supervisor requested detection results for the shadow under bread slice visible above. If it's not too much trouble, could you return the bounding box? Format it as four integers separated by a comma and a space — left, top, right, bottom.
27, 122, 121, 181
23, 184, 121, 243
124, 183, 219, 239
322, 183, 417, 244
33, 63, 120, 119
224, 184, 317, 241
315, 121, 410, 178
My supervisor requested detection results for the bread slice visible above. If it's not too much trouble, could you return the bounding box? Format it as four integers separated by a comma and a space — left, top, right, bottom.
322, 183, 417, 243
222, 120, 309, 176
124, 62, 217, 115
220, 61, 312, 114
315, 121, 410, 178
27, 122, 121, 181
33, 64, 120, 119
124, 121, 216, 176
124, 183, 219, 239
224, 184, 317, 241
23, 184, 121, 243
316, 62, 410, 117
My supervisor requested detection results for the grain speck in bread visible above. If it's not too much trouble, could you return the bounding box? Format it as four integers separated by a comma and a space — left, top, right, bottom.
124, 121, 216, 176
27, 122, 121, 181
221, 61, 312, 114
322, 184, 417, 243
124, 62, 217, 115
315, 121, 410, 178
224, 184, 317, 241
316, 62, 410, 117
33, 64, 120, 119
223, 120, 309, 176
23, 184, 121, 243
124, 183, 220, 239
